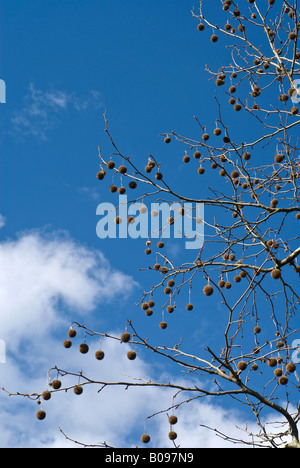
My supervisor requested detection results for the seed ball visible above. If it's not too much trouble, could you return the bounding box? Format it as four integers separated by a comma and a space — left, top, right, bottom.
154, 263, 161, 270
167, 217, 174, 225
214, 128, 222, 136
231, 170, 239, 179
164, 287, 172, 295
36, 410, 46, 421
145, 165, 152, 173
63, 339, 72, 349
167, 305, 174, 313
291, 107, 299, 115
234, 104, 242, 111
148, 300, 155, 307
164, 136, 171, 144
155, 172, 163, 180
79, 343, 89, 354
145, 309, 153, 316
234, 275, 241, 283
168, 431, 177, 440
197, 23, 205, 31
127, 350, 137, 360
251, 364, 258, 371
225, 282, 232, 289
159, 321, 167, 329
274, 153, 285, 163
211, 35, 218, 43
203, 285, 214, 296
157, 241, 164, 248
129, 181, 137, 189
274, 368, 283, 377
95, 350, 105, 360
267, 358, 277, 368
121, 332, 131, 342
254, 326, 261, 334
114, 216, 122, 224
96, 171, 105, 180
286, 362, 296, 373
167, 280, 175, 287
107, 160, 115, 170
52, 380, 62, 390
186, 303, 193, 311
118, 165, 127, 174
237, 361, 247, 371
68, 328, 77, 338
110, 185, 118, 193
229, 97, 236, 105
193, 151, 201, 159
225, 23, 231, 31
278, 375, 289, 385
229, 254, 236, 261
168, 415, 178, 425
229, 86, 236, 94
145, 248, 152, 255
139, 205, 147, 214
42, 391, 51, 401
218, 280, 225, 288
234, 8, 240, 16
118, 186, 126, 194
198, 167, 205, 175
243, 152, 251, 161
202, 133, 210, 141
127, 216, 135, 224
141, 434, 151, 444
271, 268, 281, 279
183, 155, 190, 163
74, 385, 83, 395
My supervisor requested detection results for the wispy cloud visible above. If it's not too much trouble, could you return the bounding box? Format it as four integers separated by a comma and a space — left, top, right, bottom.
10, 84, 104, 140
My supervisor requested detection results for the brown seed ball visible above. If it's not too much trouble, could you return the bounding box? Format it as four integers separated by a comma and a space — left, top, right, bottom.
234, 275, 241, 283
159, 321, 167, 329
145, 248, 152, 255
254, 326, 261, 334
154, 263, 161, 270
231, 170, 239, 179
274, 368, 283, 377
229, 86, 236, 94
74, 385, 83, 395
271, 268, 281, 279
145, 309, 153, 317
237, 361, 247, 371
129, 181, 137, 189
118, 186, 126, 195
141, 434, 151, 444
274, 153, 285, 163
183, 155, 190, 163
186, 303, 193, 311
234, 104, 242, 111
114, 216, 122, 225
79, 343, 89, 354
52, 379, 62, 390
110, 185, 118, 193
42, 391, 51, 401
168, 431, 177, 440
168, 415, 178, 425
225, 282, 232, 289
251, 364, 258, 371
36, 410, 46, 421
291, 107, 299, 115
96, 171, 106, 180
164, 136, 171, 144
107, 160, 115, 170
157, 241, 164, 248
202, 133, 210, 141
155, 172, 163, 180
214, 128, 222, 136
68, 328, 77, 338
211, 35, 218, 43
242, 152, 251, 161
167, 305, 174, 313
203, 285, 214, 296
198, 167, 205, 175
267, 358, 277, 368
164, 287, 172, 295
121, 332, 131, 342
148, 300, 155, 307
95, 350, 105, 361
127, 350, 137, 360
286, 362, 296, 373
118, 165, 127, 174
197, 23, 205, 31
63, 339, 72, 349
193, 151, 201, 159
278, 375, 289, 385
218, 280, 226, 288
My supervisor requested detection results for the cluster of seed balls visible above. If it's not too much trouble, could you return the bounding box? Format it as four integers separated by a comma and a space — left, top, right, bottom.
140, 414, 179, 445
36, 330, 137, 421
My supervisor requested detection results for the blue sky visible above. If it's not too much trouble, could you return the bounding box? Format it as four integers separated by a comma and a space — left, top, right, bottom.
0, 0, 299, 448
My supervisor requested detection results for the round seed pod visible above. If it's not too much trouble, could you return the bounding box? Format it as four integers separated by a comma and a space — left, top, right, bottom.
167, 280, 175, 287
291, 107, 299, 115
186, 303, 193, 311
168, 431, 177, 440
95, 350, 105, 360
278, 375, 288, 385
183, 155, 190, 163
286, 362, 296, 373
148, 300, 155, 307
197, 23, 205, 31
267, 358, 277, 368
242, 152, 251, 161
274, 153, 285, 163
164, 136, 171, 144
127, 350, 137, 360
168, 415, 178, 425
167, 305, 174, 313
154, 263, 161, 270
110, 185, 118, 193
218, 280, 225, 288
274, 368, 283, 377
234, 104, 242, 111
36, 410, 46, 421
271, 268, 281, 279
234, 8, 240, 16
234, 275, 241, 283
231, 170, 239, 179
96, 171, 106, 180
52, 380, 62, 390
145, 248, 152, 255
155, 172, 163, 180
193, 151, 201, 159
141, 434, 151, 444
127, 216, 135, 224
251, 364, 258, 371
114, 216, 122, 224
167, 217, 174, 225
214, 128, 222, 136
121, 332, 131, 342
225, 282, 232, 289
211, 35, 218, 43
74, 385, 83, 395
159, 321, 167, 329
63, 339, 72, 349
157, 241, 164, 248
229, 86, 236, 94
118, 165, 127, 174
145, 309, 153, 316
198, 167, 205, 175
129, 181, 137, 189
254, 326, 261, 334
164, 287, 172, 295
145, 166, 152, 173
79, 343, 89, 354
237, 361, 247, 371
202, 133, 210, 141
42, 391, 51, 401
68, 328, 77, 338
118, 186, 126, 194
203, 285, 214, 296
107, 160, 115, 170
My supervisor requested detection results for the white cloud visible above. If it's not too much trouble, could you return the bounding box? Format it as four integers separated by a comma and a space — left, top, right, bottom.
10, 83, 104, 140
